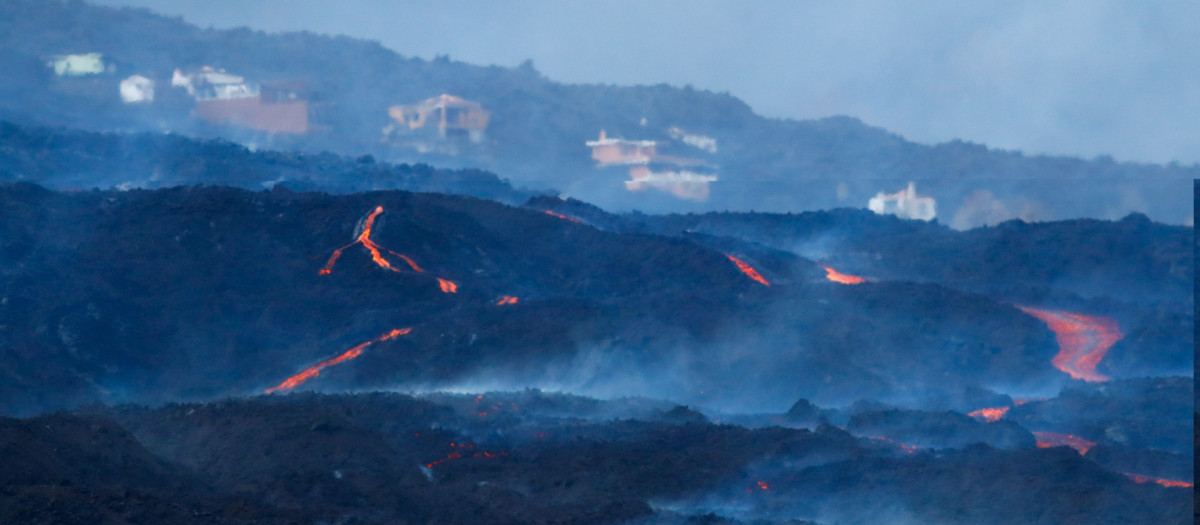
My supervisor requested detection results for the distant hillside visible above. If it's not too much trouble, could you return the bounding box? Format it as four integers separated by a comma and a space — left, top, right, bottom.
0, 120, 530, 202
0, 0, 1194, 224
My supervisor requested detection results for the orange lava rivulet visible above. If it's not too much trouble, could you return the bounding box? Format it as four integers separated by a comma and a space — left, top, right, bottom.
824, 266, 865, 285
544, 210, 582, 223
265, 328, 411, 393
320, 206, 459, 293
496, 296, 519, 305
1016, 306, 1122, 382
725, 254, 770, 286
1123, 472, 1193, 488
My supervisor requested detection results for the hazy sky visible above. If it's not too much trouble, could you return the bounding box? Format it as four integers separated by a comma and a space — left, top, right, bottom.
94, 0, 1199, 165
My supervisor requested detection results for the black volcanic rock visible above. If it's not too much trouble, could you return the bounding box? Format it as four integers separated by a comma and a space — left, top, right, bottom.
1004, 377, 1193, 455
0, 184, 1064, 414
846, 408, 1035, 450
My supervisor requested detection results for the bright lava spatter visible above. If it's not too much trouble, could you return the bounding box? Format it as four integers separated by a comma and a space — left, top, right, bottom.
725, 254, 770, 286
495, 296, 518, 305
265, 328, 411, 393
438, 278, 458, 293
824, 266, 865, 285
1016, 306, 1122, 382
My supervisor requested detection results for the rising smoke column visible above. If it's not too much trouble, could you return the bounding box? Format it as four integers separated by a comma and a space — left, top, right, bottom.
1016, 306, 1122, 382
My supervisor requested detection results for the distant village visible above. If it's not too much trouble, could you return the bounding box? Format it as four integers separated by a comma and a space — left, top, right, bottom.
46, 52, 937, 218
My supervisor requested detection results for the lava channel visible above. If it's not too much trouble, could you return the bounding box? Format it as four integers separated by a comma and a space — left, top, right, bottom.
824, 266, 865, 285
1016, 306, 1122, 382
725, 254, 770, 286
1032, 431, 1096, 455
321, 206, 404, 274
265, 328, 411, 393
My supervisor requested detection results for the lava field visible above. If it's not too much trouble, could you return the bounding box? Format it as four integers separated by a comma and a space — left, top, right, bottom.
0, 183, 1193, 524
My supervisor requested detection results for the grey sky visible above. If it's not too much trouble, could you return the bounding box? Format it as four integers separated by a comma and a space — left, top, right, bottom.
93, 0, 1199, 165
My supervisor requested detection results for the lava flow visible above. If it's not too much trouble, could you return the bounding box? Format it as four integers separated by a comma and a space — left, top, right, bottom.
438, 278, 458, 293
265, 328, 411, 393
867, 436, 918, 454
321, 206, 402, 274
1032, 431, 1096, 455
1123, 473, 1193, 488
967, 406, 1010, 422
725, 254, 770, 286
1016, 306, 1122, 382
824, 266, 865, 285
544, 210, 581, 223
495, 296, 519, 305
425, 441, 509, 469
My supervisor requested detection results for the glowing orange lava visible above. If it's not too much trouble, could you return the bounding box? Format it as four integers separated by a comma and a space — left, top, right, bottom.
265, 328, 411, 393
725, 254, 770, 286
1123, 473, 1193, 488
425, 441, 508, 468
867, 436, 918, 454
967, 406, 1010, 422
496, 296, 519, 305
438, 278, 458, 293
757, 481, 769, 491
321, 206, 402, 274
388, 250, 424, 272
1032, 431, 1096, 455
824, 266, 865, 285
1016, 306, 1122, 382
544, 210, 581, 223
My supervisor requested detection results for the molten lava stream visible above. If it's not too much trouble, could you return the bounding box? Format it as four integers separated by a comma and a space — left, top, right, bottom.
1016, 306, 1122, 382
265, 328, 411, 393
725, 254, 770, 286
824, 266, 865, 285
1032, 431, 1095, 455
967, 406, 1010, 422
438, 278, 458, 293
544, 210, 581, 223
320, 206, 431, 277
1123, 472, 1194, 488
496, 296, 518, 305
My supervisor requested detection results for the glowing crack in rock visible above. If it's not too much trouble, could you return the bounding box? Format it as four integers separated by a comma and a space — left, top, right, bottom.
967, 406, 1010, 422
1032, 431, 1095, 455
1016, 306, 1122, 382
496, 296, 519, 305
265, 328, 411, 393
824, 266, 866, 285
725, 254, 770, 286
